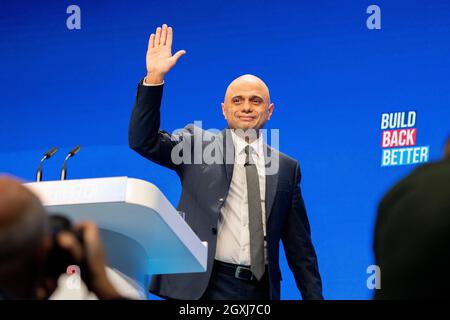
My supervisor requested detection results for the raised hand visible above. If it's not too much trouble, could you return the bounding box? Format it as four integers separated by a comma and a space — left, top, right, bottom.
145, 24, 186, 84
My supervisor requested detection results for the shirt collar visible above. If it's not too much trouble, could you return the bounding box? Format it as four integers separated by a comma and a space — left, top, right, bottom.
230, 129, 265, 159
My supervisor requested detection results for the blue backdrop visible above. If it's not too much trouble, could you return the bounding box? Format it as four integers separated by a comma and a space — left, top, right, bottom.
1, 0, 449, 299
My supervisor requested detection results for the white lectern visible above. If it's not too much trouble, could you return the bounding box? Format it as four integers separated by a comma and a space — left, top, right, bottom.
25, 177, 207, 299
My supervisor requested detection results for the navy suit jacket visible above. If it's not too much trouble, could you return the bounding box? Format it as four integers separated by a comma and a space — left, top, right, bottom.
128, 81, 323, 300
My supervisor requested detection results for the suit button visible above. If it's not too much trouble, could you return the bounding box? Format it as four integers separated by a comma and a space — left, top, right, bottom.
218, 198, 224, 203
212, 227, 217, 235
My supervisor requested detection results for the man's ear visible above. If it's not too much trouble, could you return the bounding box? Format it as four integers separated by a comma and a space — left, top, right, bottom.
267, 103, 274, 120
221, 103, 227, 119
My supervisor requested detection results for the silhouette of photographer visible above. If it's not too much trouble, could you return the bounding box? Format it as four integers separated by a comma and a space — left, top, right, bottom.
374, 137, 450, 299
0, 175, 123, 300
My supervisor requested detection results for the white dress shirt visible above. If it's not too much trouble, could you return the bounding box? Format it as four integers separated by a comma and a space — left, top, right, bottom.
215, 130, 268, 266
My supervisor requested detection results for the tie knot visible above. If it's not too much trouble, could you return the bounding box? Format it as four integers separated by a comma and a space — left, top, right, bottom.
244, 145, 256, 166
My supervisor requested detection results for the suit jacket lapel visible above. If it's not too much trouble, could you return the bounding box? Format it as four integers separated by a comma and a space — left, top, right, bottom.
264, 145, 279, 222
220, 129, 234, 187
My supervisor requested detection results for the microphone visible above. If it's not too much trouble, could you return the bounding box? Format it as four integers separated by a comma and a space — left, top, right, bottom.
36, 147, 58, 182
60, 145, 80, 180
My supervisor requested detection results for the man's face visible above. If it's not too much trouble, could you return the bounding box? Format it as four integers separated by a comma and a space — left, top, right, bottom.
222, 76, 274, 131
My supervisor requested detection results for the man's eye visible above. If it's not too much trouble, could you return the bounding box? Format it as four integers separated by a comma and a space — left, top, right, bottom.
233, 98, 241, 104
252, 99, 262, 104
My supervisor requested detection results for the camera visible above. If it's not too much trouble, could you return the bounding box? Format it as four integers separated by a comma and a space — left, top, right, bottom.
43, 214, 90, 286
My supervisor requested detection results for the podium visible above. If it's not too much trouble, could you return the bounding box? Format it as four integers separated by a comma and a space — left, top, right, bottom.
25, 177, 207, 299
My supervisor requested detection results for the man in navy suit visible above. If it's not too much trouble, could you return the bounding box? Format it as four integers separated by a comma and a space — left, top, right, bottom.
129, 24, 323, 300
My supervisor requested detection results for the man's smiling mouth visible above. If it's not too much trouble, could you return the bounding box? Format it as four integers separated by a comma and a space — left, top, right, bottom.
239, 116, 256, 121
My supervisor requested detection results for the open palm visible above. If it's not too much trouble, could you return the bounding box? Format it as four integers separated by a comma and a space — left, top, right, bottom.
146, 24, 186, 82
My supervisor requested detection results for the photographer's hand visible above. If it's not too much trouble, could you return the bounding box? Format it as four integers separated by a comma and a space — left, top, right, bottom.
74, 221, 123, 300
55, 221, 123, 300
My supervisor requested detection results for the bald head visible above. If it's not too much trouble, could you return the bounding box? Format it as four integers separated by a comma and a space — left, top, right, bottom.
0, 176, 44, 226
0, 176, 49, 298
224, 74, 271, 104
222, 74, 274, 131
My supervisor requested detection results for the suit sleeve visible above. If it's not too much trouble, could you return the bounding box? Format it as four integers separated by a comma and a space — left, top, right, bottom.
128, 80, 192, 173
281, 163, 324, 300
